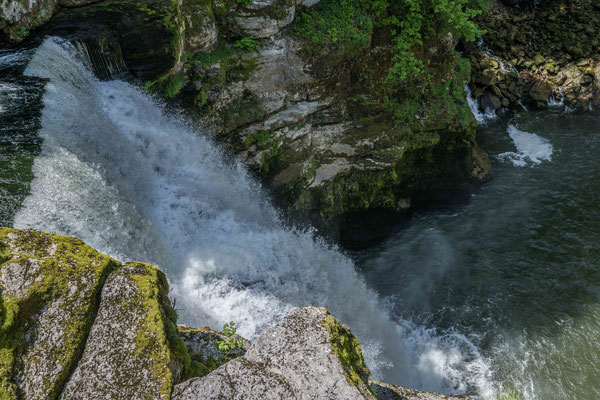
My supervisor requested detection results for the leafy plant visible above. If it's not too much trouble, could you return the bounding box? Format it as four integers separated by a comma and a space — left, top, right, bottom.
234, 37, 260, 52
216, 321, 244, 362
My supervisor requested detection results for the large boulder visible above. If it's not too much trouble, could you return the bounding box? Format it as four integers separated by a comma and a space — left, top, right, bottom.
0, 228, 117, 399
173, 307, 376, 399
60, 262, 190, 400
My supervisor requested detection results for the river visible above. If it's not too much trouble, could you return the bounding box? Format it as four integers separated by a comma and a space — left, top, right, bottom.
1, 37, 599, 399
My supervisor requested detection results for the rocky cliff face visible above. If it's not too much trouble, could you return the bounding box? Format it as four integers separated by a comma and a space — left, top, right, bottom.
0, 227, 471, 400
0, 0, 490, 246
467, 0, 600, 112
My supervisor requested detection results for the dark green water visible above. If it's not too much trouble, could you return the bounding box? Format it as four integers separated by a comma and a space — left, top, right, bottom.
358, 109, 600, 398
0, 48, 44, 226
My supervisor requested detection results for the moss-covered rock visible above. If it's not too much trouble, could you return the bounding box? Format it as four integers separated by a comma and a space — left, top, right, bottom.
60, 262, 189, 399
0, 227, 117, 400
244, 306, 375, 399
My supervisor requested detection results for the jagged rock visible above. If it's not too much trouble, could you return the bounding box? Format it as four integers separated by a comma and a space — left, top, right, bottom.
172, 358, 296, 399
370, 381, 472, 400
0, 228, 117, 400
245, 307, 374, 398
173, 307, 376, 399
60, 262, 189, 400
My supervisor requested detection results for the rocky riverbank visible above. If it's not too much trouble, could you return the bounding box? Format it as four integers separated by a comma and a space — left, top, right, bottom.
0, 227, 471, 399
467, 0, 600, 112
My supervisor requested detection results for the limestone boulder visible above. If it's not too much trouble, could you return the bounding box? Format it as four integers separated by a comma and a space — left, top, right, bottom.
529, 80, 553, 102
172, 306, 376, 400
60, 262, 189, 400
0, 228, 117, 400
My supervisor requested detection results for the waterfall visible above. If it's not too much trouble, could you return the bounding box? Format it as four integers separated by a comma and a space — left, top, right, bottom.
465, 85, 497, 125
13, 37, 494, 397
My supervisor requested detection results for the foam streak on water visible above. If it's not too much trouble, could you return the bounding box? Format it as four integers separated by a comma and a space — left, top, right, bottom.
13, 38, 493, 396
499, 124, 553, 166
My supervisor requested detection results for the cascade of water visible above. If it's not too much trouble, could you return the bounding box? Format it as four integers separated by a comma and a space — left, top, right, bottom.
465, 85, 497, 125
12, 37, 495, 397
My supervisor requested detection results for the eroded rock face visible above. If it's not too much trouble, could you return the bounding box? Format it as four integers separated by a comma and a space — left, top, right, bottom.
0, 227, 117, 400
61, 262, 188, 400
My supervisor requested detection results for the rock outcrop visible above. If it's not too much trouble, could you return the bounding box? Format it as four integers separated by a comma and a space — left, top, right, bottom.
0, 0, 101, 43
0, 227, 471, 399
60, 262, 188, 400
5, 0, 489, 246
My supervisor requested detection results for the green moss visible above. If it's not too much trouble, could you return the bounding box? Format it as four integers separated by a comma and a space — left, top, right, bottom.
0, 228, 118, 400
323, 314, 371, 392
126, 262, 192, 393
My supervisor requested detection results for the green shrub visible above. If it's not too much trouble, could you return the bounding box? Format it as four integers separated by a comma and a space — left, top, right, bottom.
234, 37, 260, 52
216, 321, 244, 362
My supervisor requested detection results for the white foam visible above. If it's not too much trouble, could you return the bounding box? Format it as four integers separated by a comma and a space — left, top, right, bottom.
499, 125, 553, 166
14, 37, 495, 396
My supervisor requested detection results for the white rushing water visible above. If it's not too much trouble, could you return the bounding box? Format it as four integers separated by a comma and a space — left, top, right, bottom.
498, 124, 553, 166
465, 85, 497, 125
13, 37, 495, 396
